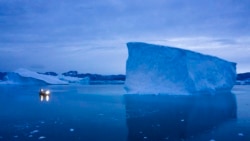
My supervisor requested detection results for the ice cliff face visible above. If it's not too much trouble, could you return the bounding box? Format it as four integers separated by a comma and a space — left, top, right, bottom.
125, 42, 236, 95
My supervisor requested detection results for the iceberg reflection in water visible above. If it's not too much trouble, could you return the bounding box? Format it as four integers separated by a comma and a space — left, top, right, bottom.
124, 93, 237, 141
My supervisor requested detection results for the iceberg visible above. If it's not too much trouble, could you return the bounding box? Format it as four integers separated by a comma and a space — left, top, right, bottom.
3, 68, 68, 85
125, 42, 236, 95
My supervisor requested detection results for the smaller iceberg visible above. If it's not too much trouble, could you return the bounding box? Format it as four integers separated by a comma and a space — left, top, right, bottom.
125, 42, 236, 95
3, 68, 68, 85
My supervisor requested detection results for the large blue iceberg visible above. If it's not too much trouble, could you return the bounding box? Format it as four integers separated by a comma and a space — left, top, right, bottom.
125, 42, 236, 95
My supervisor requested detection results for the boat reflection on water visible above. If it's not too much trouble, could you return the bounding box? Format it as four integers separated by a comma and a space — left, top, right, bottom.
39, 89, 50, 102
40, 94, 50, 101
124, 93, 237, 141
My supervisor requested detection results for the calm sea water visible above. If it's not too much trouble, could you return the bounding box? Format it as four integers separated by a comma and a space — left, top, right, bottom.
0, 85, 249, 141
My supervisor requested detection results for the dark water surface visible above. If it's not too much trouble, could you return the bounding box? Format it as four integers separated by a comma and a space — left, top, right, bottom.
0, 85, 250, 141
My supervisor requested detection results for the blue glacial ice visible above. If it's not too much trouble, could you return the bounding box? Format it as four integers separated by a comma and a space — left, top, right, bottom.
124, 42, 236, 95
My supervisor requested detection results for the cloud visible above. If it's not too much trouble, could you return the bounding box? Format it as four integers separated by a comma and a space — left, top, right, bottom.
30, 64, 45, 70
0, 0, 250, 73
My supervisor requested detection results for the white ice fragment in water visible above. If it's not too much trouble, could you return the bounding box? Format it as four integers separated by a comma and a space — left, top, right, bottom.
30, 130, 39, 134
144, 136, 147, 139
70, 128, 74, 132
238, 133, 244, 136
28, 135, 33, 138
38, 136, 46, 140
210, 139, 216, 141
180, 119, 185, 122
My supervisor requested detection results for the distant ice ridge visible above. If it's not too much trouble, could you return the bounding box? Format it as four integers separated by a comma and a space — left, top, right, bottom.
0, 68, 124, 85
125, 42, 236, 95
57, 75, 89, 84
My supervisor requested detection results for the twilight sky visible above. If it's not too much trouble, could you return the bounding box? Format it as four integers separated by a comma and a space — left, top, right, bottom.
0, 0, 250, 74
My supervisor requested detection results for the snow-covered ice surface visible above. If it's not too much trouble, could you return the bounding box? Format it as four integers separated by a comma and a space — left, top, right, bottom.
0, 85, 249, 141
125, 42, 236, 95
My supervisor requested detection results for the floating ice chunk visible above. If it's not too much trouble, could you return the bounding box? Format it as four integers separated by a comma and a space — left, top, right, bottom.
38, 136, 46, 140
238, 133, 244, 136
30, 130, 39, 134
125, 42, 236, 95
70, 128, 74, 132
28, 135, 33, 138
